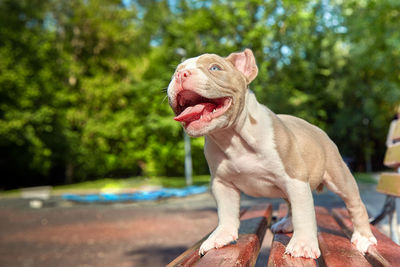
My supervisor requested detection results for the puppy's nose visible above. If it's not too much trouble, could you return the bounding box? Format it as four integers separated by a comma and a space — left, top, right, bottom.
176, 70, 191, 82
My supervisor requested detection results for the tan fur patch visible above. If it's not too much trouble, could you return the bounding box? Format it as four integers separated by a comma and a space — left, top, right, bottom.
175, 64, 186, 73
195, 54, 248, 127
270, 112, 309, 182
249, 114, 257, 125
272, 113, 346, 190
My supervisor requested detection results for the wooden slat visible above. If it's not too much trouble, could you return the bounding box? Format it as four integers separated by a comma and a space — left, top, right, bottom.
392, 120, 400, 142
315, 207, 371, 266
268, 205, 372, 267
267, 204, 317, 267
267, 232, 317, 267
333, 208, 400, 267
376, 173, 400, 197
167, 203, 272, 267
384, 143, 400, 168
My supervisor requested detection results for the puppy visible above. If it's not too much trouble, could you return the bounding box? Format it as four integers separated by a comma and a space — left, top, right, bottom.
167, 49, 377, 258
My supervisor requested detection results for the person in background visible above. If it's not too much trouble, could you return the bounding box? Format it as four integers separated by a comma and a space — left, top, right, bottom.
386, 105, 400, 148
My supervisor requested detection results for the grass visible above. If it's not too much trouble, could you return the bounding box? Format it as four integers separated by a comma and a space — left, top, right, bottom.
0, 188, 20, 198
0, 172, 377, 197
52, 173, 374, 191
52, 175, 210, 192
0, 175, 210, 197
136, 175, 210, 188
353, 172, 377, 184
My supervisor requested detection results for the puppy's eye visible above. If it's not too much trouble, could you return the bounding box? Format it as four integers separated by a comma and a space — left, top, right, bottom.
209, 65, 222, 71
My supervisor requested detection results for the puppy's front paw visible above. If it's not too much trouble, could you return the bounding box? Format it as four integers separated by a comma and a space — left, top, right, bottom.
285, 234, 321, 259
351, 231, 377, 254
271, 217, 293, 233
199, 226, 238, 256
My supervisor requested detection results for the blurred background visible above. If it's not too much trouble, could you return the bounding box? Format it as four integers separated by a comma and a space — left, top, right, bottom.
1, 0, 400, 266
1, 0, 400, 190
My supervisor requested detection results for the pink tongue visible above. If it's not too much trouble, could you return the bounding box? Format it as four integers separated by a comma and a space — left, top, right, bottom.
174, 103, 214, 122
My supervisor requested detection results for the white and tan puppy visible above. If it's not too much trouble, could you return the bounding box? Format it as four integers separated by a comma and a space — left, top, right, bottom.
167, 49, 377, 259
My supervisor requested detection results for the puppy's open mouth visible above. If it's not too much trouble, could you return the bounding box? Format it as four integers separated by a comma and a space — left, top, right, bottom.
174, 90, 232, 125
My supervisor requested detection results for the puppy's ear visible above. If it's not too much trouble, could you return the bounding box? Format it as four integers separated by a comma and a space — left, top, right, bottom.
226, 49, 258, 84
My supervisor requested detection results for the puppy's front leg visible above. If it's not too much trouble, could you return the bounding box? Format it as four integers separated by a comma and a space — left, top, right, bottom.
199, 178, 240, 255
284, 178, 321, 259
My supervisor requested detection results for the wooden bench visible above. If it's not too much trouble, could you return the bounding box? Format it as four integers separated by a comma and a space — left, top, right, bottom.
167, 203, 400, 266
167, 203, 271, 266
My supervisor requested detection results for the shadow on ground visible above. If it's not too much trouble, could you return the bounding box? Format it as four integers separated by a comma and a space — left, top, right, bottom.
126, 246, 187, 266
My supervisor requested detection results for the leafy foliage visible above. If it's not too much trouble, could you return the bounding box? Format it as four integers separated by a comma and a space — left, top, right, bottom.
1, 0, 399, 189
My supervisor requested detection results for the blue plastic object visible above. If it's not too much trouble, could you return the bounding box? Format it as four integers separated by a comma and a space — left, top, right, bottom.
62, 185, 208, 203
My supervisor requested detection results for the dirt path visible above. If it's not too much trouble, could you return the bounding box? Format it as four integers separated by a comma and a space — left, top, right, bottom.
0, 194, 219, 267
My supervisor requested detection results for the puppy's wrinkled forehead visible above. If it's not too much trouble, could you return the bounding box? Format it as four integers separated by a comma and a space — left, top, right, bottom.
176, 54, 232, 72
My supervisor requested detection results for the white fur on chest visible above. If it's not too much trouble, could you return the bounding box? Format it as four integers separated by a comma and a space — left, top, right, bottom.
205, 93, 288, 198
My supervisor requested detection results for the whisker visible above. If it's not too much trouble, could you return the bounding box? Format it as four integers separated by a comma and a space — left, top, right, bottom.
161, 94, 168, 104
161, 87, 168, 93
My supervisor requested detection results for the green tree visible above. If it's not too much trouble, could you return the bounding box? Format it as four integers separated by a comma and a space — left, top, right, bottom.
0, 0, 69, 187
1, 0, 399, 189
329, 0, 400, 170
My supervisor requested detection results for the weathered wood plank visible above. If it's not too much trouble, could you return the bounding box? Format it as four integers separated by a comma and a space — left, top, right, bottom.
384, 143, 400, 168
376, 173, 400, 197
169, 204, 400, 267
267, 232, 317, 267
267, 204, 317, 267
167, 203, 272, 267
333, 208, 400, 267
194, 234, 263, 267
268, 205, 370, 267
315, 207, 371, 267
268, 233, 318, 267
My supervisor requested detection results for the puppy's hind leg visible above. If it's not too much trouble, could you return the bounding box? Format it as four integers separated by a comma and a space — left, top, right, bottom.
271, 199, 293, 233
324, 161, 377, 253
